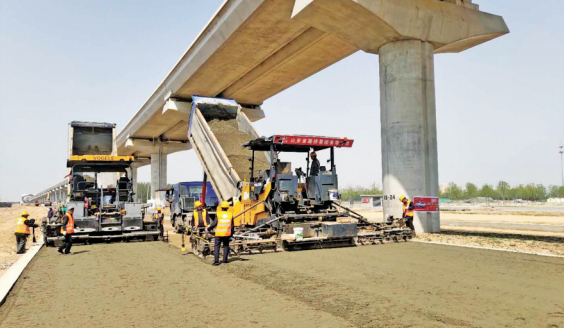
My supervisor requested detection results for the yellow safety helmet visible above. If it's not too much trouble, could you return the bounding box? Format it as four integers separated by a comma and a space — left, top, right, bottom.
21, 211, 29, 216
195, 201, 202, 208
399, 195, 406, 201
220, 201, 230, 209
157, 207, 162, 211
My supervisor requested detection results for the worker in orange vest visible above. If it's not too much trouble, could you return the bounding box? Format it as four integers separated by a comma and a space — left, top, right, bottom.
193, 201, 209, 230
15, 211, 37, 254
206, 201, 233, 266
399, 195, 416, 235
58, 207, 77, 255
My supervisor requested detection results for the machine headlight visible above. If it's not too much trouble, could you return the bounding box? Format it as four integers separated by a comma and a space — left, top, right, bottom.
328, 189, 339, 200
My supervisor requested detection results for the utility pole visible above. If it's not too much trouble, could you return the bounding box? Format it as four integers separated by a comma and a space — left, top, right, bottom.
560, 146, 564, 188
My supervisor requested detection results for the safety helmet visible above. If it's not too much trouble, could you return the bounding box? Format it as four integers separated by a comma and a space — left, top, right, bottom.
68, 207, 75, 211
220, 201, 229, 209
21, 211, 29, 216
157, 207, 162, 211
399, 195, 406, 201
195, 201, 202, 208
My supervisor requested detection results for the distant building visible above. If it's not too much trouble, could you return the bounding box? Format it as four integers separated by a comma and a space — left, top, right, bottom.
547, 197, 564, 204
439, 183, 449, 194
360, 195, 383, 209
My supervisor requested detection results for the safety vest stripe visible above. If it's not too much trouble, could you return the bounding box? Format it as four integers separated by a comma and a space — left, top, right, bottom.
15, 217, 30, 234
215, 212, 232, 237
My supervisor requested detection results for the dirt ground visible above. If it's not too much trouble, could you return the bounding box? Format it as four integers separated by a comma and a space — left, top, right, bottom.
0, 206, 46, 276
441, 212, 564, 225
417, 228, 564, 256
357, 210, 564, 226
1, 239, 563, 328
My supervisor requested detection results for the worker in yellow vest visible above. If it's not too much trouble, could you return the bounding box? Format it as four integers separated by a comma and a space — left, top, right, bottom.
154, 207, 164, 240
206, 201, 233, 266
399, 195, 416, 235
193, 201, 209, 230
15, 211, 36, 254
58, 207, 77, 255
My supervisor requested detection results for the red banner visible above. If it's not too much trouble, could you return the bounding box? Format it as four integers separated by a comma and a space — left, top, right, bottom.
413, 196, 439, 212
361, 198, 370, 204
273, 135, 354, 148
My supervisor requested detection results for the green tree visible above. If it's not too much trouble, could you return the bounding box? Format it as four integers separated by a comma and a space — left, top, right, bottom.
548, 185, 560, 198
535, 184, 547, 201
479, 184, 496, 201
465, 183, 478, 199
340, 183, 382, 201
136, 182, 151, 203
497, 181, 510, 201
445, 183, 463, 200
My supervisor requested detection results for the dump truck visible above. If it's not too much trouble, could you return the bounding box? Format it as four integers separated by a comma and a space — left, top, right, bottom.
185, 96, 412, 257
44, 121, 159, 245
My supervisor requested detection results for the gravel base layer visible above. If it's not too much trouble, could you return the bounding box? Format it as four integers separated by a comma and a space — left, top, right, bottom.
416, 228, 564, 256
1, 238, 563, 328
207, 119, 270, 181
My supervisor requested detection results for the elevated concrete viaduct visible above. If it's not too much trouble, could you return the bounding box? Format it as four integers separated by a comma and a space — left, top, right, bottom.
112, 0, 508, 232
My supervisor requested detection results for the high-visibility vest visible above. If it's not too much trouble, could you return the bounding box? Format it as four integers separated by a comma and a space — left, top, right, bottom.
194, 209, 208, 228
15, 217, 30, 235
154, 213, 163, 223
60, 213, 75, 234
215, 211, 233, 237
403, 200, 414, 218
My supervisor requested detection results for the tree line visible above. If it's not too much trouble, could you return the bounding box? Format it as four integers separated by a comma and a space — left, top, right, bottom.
441, 181, 564, 201
136, 181, 564, 203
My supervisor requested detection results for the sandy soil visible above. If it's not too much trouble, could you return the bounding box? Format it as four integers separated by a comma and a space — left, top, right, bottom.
2, 240, 563, 328
0, 205, 46, 276
208, 119, 270, 181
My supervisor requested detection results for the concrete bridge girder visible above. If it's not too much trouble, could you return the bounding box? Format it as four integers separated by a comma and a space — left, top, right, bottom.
113, 0, 508, 232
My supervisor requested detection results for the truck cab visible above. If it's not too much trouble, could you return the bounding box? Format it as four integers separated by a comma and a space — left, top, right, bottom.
167, 181, 219, 232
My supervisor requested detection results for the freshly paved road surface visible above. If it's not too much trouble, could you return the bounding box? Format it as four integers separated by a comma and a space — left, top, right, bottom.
1, 241, 563, 328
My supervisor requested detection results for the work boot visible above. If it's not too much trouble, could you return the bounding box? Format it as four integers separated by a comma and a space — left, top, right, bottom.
222, 260, 230, 264
58, 249, 64, 254
212, 261, 220, 266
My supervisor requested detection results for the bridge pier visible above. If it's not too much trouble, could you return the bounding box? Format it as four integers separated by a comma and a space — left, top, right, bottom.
151, 147, 167, 201
379, 40, 439, 233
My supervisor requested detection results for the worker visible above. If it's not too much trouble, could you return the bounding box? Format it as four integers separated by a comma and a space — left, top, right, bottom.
41, 216, 48, 245
193, 201, 209, 230
309, 151, 320, 176
154, 207, 164, 240
206, 201, 233, 266
84, 197, 89, 216
58, 207, 77, 255
47, 206, 54, 220
399, 195, 416, 235
15, 211, 36, 254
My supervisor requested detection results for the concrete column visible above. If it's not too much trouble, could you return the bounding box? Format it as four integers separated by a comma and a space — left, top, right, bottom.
379, 40, 439, 233
151, 147, 167, 200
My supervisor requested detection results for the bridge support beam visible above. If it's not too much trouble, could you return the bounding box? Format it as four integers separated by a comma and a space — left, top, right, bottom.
379, 40, 439, 233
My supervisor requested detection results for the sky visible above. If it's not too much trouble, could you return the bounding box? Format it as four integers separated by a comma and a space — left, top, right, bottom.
1, 0, 563, 201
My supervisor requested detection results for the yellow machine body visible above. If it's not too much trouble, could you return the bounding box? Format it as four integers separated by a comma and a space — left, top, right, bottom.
230, 180, 272, 227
